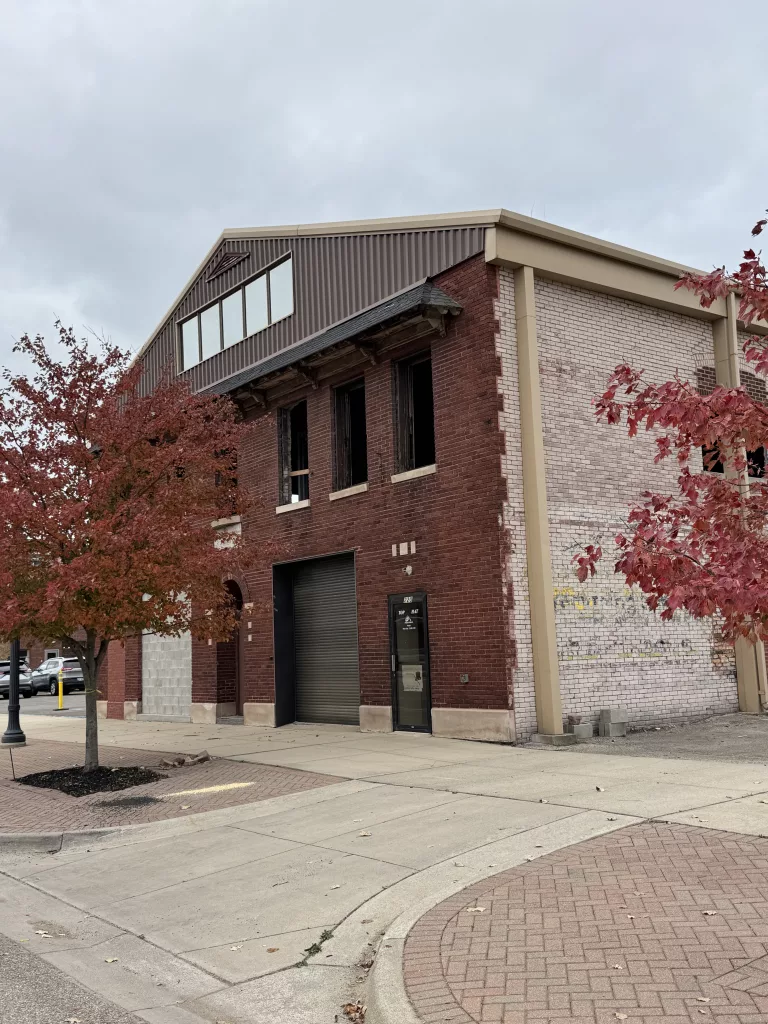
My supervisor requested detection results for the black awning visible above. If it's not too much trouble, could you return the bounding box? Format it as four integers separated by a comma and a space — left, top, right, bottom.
202, 280, 461, 397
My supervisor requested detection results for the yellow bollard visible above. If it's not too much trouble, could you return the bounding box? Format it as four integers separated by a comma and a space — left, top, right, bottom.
57, 669, 64, 711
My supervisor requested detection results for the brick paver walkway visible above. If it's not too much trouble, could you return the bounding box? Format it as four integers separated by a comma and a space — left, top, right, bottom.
0, 739, 339, 832
404, 823, 768, 1023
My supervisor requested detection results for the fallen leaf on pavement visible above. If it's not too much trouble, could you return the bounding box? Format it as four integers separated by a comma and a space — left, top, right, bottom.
627, 915, 635, 920
230, 945, 243, 951
180, 805, 190, 810
342, 1001, 366, 1023
703, 911, 717, 916
539, 798, 548, 803
104, 958, 118, 963
614, 1015, 628, 1021
267, 947, 279, 953
696, 998, 710, 1003
465, 907, 485, 913
596, 786, 604, 792
34, 930, 52, 937
330, 885, 341, 890
612, 964, 623, 970
358, 831, 372, 837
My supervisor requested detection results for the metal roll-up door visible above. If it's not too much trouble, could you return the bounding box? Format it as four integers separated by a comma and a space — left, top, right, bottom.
293, 554, 360, 725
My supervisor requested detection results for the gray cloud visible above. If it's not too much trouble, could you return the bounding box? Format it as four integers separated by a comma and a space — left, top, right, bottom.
2, 0, 767, 372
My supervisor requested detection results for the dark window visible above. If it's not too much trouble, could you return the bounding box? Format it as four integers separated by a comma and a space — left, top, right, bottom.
279, 400, 309, 504
334, 379, 368, 490
394, 354, 436, 472
697, 367, 765, 477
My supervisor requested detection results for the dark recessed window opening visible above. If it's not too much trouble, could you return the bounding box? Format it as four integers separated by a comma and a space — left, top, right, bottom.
395, 353, 436, 472
697, 367, 766, 479
334, 379, 368, 490
279, 400, 309, 504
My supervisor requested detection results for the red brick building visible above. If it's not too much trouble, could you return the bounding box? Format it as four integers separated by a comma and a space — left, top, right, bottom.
108, 211, 764, 742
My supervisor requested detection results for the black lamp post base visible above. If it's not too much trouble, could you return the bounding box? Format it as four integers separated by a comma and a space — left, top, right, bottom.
3, 638, 27, 747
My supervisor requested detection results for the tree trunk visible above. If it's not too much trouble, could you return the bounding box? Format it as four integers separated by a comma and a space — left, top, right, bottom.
83, 635, 109, 772
83, 660, 99, 772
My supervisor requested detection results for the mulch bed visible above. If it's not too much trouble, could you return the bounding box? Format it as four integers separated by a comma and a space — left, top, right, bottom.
17, 765, 166, 797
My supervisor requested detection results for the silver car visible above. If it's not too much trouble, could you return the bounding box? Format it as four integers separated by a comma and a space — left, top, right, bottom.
30, 657, 85, 695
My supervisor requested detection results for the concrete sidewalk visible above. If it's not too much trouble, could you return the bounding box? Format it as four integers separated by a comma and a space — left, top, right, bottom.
3, 715, 768, 1023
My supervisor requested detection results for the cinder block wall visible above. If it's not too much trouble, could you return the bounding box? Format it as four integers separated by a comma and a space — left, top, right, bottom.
497, 268, 738, 737
141, 632, 193, 717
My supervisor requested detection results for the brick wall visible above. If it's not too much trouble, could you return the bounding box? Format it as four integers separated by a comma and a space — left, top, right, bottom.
231, 254, 513, 717
112, 634, 143, 717
497, 269, 738, 737
105, 642, 125, 717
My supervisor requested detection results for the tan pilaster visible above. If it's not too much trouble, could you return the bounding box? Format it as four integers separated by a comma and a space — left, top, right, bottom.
713, 295, 763, 712
513, 265, 564, 736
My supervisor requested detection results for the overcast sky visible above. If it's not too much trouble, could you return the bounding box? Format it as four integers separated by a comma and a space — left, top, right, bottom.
1, 0, 767, 373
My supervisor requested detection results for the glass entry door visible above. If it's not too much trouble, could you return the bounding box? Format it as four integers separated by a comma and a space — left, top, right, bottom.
389, 592, 431, 731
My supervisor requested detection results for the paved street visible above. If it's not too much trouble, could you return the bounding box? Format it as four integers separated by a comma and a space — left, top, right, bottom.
0, 932, 141, 1024
3, 715, 768, 1023
14, 691, 86, 717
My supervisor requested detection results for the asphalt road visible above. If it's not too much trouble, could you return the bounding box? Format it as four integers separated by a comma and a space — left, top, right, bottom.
16, 692, 86, 719
0, 933, 141, 1024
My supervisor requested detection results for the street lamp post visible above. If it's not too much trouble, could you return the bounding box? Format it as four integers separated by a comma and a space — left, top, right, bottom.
2, 637, 26, 747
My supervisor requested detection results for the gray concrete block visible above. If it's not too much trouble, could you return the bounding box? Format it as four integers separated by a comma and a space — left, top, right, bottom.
598, 721, 627, 737
572, 722, 594, 739
599, 707, 629, 724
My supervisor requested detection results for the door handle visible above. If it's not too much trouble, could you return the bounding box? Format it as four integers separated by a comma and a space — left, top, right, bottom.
391, 655, 396, 673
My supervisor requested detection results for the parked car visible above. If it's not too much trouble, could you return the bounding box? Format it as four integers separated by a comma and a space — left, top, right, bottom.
0, 661, 34, 698
30, 656, 85, 695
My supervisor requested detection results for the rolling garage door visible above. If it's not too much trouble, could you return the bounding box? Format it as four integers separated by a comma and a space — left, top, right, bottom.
293, 554, 360, 725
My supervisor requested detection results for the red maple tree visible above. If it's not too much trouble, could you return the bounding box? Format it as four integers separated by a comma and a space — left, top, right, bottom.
0, 326, 250, 769
575, 215, 768, 647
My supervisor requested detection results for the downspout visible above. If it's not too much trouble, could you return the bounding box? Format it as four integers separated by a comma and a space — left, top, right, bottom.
717, 294, 768, 711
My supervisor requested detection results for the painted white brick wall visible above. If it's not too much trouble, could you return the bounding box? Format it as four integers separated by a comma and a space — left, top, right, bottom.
141, 631, 192, 717
496, 269, 738, 740
494, 272, 537, 739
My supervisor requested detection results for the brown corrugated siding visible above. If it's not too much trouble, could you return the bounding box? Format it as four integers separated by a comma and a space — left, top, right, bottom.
140, 226, 487, 393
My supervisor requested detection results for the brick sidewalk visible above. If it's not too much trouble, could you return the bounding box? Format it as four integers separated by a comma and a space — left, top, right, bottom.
404, 823, 768, 1023
0, 739, 339, 832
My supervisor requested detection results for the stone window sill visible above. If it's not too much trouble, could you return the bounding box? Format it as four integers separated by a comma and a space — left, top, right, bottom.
276, 498, 310, 515
390, 464, 437, 484
329, 482, 369, 501
211, 514, 241, 529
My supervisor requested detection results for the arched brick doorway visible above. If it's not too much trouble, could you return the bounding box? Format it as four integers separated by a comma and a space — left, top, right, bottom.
216, 580, 244, 715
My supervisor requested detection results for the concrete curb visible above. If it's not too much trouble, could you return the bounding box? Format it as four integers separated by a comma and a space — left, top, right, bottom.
360, 810, 641, 1024
0, 828, 116, 853
0, 779, 373, 856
